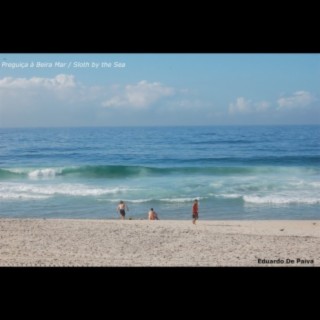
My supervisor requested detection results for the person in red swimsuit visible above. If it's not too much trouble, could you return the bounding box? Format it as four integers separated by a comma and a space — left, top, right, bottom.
192, 199, 199, 224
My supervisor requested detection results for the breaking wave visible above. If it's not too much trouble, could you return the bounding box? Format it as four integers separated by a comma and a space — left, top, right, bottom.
1, 165, 318, 180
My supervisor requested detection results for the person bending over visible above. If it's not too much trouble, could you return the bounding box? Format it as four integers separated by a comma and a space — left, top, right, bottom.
148, 208, 159, 220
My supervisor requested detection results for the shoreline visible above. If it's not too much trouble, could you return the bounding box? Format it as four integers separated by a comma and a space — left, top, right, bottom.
0, 219, 319, 266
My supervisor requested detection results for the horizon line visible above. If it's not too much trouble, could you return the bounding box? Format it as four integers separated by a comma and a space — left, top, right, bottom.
1, 123, 320, 129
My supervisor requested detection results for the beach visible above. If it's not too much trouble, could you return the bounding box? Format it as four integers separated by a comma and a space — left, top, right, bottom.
0, 219, 319, 266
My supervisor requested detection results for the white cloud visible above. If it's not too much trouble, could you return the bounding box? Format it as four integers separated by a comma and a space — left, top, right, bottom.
0, 77, 175, 111
0, 74, 79, 110
229, 97, 270, 114
277, 91, 315, 109
102, 80, 175, 109
229, 97, 252, 114
0, 74, 76, 89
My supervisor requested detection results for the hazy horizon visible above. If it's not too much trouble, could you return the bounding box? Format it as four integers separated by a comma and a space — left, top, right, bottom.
2, 123, 320, 129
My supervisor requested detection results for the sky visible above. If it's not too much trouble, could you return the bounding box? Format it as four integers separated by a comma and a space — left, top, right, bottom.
0, 54, 319, 127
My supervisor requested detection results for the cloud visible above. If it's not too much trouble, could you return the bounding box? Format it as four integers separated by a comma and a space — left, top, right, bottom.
0, 75, 81, 117
229, 97, 251, 114
102, 80, 175, 109
229, 97, 270, 114
0, 76, 178, 127
277, 91, 315, 109
0, 74, 77, 104
0, 76, 176, 111
0, 74, 76, 89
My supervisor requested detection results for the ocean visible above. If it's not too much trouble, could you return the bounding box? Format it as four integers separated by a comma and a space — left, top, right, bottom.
0, 125, 319, 219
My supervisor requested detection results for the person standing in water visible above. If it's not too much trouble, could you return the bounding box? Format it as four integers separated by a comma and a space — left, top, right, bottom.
192, 199, 199, 224
117, 200, 129, 220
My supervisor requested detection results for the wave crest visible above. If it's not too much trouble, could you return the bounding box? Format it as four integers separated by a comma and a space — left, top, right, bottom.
1, 165, 319, 180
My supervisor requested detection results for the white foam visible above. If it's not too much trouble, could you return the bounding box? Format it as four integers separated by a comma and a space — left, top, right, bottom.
287, 180, 320, 188
28, 168, 61, 179
159, 197, 202, 203
99, 198, 154, 203
309, 182, 320, 188
243, 195, 320, 205
0, 192, 50, 200
47, 185, 129, 196
0, 183, 132, 200
209, 182, 223, 187
219, 194, 242, 199
5, 168, 28, 174
288, 180, 304, 186
127, 199, 153, 203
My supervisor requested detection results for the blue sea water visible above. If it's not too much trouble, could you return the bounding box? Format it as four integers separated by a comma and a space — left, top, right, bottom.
0, 125, 319, 219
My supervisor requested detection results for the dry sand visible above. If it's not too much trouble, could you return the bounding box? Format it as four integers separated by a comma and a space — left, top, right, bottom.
0, 219, 319, 266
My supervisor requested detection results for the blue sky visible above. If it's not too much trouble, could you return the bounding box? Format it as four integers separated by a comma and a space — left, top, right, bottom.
0, 54, 319, 127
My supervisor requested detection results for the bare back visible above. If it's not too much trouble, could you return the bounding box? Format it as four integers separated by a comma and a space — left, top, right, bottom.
118, 203, 126, 210
148, 210, 158, 220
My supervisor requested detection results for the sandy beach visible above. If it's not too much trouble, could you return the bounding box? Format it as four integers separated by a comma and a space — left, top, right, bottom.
0, 219, 319, 266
